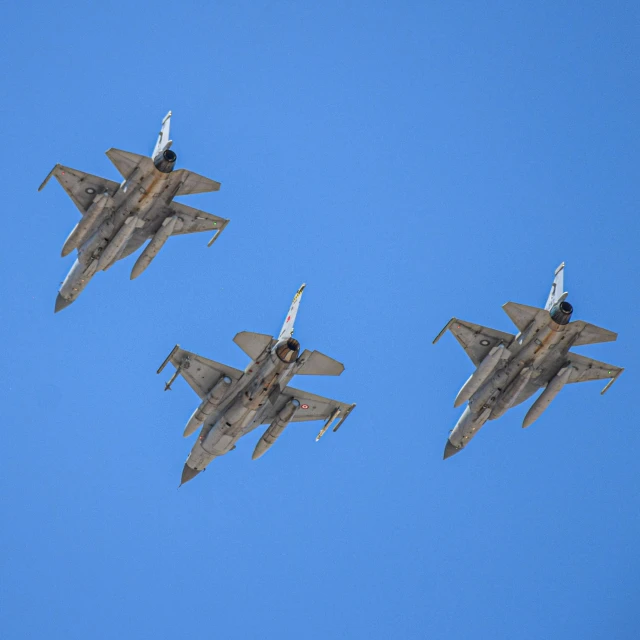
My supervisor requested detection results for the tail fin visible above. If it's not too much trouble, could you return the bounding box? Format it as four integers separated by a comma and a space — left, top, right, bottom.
544, 262, 567, 311
279, 284, 306, 340
152, 111, 172, 161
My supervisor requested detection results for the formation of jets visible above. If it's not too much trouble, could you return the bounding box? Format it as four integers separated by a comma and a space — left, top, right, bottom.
40, 112, 623, 485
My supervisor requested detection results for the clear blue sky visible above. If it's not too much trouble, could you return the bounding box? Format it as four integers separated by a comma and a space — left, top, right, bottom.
2, 2, 638, 638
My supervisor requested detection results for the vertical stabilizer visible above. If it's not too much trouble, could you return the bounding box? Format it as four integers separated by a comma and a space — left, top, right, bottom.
152, 111, 172, 161
545, 262, 567, 311
279, 284, 306, 340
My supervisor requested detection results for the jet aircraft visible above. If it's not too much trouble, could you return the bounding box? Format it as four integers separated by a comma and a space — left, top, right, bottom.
157, 284, 356, 485
434, 263, 623, 459
39, 112, 229, 312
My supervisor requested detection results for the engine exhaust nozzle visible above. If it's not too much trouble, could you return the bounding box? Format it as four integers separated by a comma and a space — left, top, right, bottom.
549, 300, 573, 325
275, 338, 300, 363
154, 149, 177, 173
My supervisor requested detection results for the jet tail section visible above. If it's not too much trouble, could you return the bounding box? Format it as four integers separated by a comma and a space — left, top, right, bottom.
570, 321, 618, 346
545, 262, 567, 310
152, 111, 172, 161
502, 302, 545, 332
279, 284, 306, 340
106, 148, 151, 179
172, 169, 221, 195
233, 331, 274, 361
297, 350, 345, 376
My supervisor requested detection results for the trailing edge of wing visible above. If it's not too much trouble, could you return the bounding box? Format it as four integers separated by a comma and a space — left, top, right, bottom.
502, 302, 545, 331
233, 331, 274, 361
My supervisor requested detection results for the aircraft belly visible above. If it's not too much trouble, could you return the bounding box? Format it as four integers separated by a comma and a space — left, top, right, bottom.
187, 442, 216, 471
201, 410, 257, 456
59, 258, 95, 302
505, 384, 538, 410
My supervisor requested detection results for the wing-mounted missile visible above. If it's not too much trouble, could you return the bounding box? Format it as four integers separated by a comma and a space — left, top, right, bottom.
61, 192, 110, 257
252, 399, 301, 460
490, 367, 533, 419
315, 403, 357, 441
97, 215, 144, 271
522, 365, 572, 428
184, 375, 233, 437
454, 344, 509, 408
130, 215, 180, 279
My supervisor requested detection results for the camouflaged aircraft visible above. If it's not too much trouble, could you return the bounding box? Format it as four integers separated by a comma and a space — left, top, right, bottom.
39, 111, 228, 312
434, 263, 623, 459
158, 284, 356, 485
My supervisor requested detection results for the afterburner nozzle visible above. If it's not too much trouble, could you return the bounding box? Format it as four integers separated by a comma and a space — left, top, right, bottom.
154, 148, 177, 173
549, 300, 573, 325
275, 338, 300, 363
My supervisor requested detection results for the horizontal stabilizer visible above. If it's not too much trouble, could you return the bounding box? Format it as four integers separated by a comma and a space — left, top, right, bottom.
105, 148, 151, 178
571, 321, 618, 346
173, 169, 221, 195
297, 350, 345, 376
233, 331, 274, 361
502, 302, 545, 331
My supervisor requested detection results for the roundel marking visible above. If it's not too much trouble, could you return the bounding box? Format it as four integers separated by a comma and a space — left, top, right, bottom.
85, 187, 96, 194
480, 339, 490, 346
301, 404, 310, 410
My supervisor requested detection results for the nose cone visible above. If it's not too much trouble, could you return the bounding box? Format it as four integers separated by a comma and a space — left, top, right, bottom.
180, 464, 202, 486
54, 293, 73, 313
443, 439, 462, 460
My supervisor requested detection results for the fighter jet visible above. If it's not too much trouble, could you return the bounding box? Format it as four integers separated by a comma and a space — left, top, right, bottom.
39, 111, 229, 312
157, 284, 356, 485
433, 263, 623, 459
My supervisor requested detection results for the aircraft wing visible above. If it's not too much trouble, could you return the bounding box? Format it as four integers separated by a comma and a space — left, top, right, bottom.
567, 352, 623, 391
167, 201, 229, 238
245, 386, 355, 431
436, 318, 514, 367
115, 201, 229, 262
38, 164, 120, 214
159, 346, 243, 399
